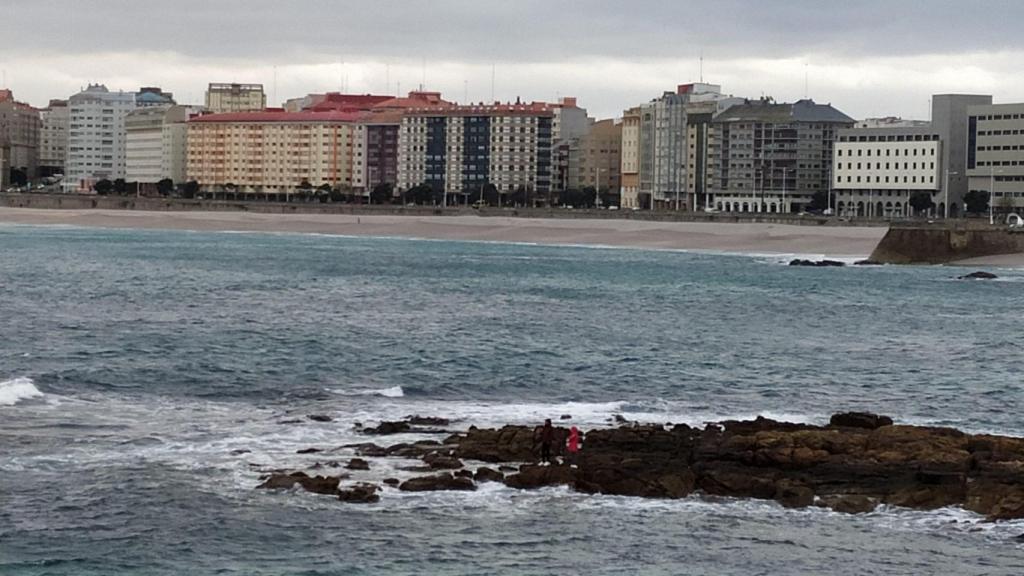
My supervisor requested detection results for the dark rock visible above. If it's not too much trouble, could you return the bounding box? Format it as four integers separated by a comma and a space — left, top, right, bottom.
854, 259, 882, 266
257, 472, 342, 495
296, 447, 323, 454
560, 414, 572, 420
829, 412, 894, 430
382, 478, 400, 487
958, 271, 998, 280
505, 464, 578, 490
387, 441, 443, 458
362, 421, 411, 435
454, 469, 474, 478
789, 259, 846, 267
278, 419, 302, 425
423, 452, 464, 470
474, 467, 505, 483
399, 473, 477, 492
405, 415, 450, 426
343, 443, 388, 457
337, 483, 380, 503
819, 495, 879, 514
230, 449, 251, 455
307, 414, 333, 422
613, 414, 629, 424
498, 465, 518, 473
346, 458, 370, 471
775, 480, 815, 508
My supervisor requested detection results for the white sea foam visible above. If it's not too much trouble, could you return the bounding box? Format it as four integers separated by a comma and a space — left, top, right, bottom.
0, 377, 43, 406
332, 385, 405, 398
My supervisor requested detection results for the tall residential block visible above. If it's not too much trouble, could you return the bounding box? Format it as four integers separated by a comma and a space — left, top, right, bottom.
39, 99, 69, 178
0, 89, 42, 188
620, 107, 642, 208
65, 84, 174, 192
186, 110, 360, 194
397, 101, 555, 204
709, 98, 854, 214
627, 83, 742, 210
205, 83, 266, 114
568, 118, 621, 195
126, 104, 203, 188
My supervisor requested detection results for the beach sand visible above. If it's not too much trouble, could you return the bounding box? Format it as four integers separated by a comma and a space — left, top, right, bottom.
0, 207, 892, 258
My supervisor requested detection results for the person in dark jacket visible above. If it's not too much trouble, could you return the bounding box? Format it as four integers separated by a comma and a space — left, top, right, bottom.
536, 419, 555, 464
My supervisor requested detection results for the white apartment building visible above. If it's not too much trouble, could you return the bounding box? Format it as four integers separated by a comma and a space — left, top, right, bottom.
833, 127, 942, 219
64, 85, 139, 192
126, 105, 201, 186
620, 107, 641, 208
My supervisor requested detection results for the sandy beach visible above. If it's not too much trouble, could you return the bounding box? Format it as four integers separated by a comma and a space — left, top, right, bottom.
0, 207, 894, 258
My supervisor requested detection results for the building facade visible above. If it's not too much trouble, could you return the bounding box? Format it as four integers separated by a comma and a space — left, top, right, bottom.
38, 99, 68, 178
186, 110, 360, 194
966, 102, 1024, 213
0, 89, 41, 188
205, 83, 266, 114
619, 107, 642, 208
126, 105, 200, 187
833, 126, 942, 219
709, 98, 854, 214
568, 118, 621, 197
64, 84, 141, 192
397, 102, 555, 204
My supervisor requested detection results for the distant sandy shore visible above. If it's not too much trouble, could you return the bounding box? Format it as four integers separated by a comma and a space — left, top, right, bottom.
0, 207, 894, 259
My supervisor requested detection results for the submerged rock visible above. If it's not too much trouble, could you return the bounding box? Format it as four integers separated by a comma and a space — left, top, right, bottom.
399, 473, 476, 492
257, 472, 342, 495
362, 421, 411, 435
958, 271, 998, 280
296, 447, 323, 454
789, 259, 846, 267
474, 467, 505, 483
346, 458, 370, 471
307, 414, 333, 422
405, 415, 450, 426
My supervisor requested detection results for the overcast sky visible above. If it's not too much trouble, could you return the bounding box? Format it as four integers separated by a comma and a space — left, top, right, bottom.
3, 0, 1024, 119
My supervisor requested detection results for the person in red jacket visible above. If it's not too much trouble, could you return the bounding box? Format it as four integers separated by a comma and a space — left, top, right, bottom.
565, 426, 582, 468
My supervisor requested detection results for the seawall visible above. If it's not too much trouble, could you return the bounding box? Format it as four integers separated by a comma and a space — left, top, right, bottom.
870, 224, 1024, 264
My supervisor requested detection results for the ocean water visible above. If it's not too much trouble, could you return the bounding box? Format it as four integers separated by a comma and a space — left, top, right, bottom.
2, 223, 1024, 575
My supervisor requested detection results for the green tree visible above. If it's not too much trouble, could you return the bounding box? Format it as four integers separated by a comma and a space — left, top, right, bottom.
370, 182, 393, 204
909, 191, 936, 215
962, 190, 989, 214
113, 178, 127, 195
93, 179, 114, 195
182, 180, 200, 199
807, 190, 830, 212
157, 178, 174, 196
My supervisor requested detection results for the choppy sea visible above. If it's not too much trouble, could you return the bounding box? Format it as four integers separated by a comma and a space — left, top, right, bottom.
3, 223, 1024, 575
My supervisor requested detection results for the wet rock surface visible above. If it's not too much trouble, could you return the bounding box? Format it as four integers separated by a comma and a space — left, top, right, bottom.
958, 271, 998, 280
257, 412, 1024, 521
789, 259, 846, 267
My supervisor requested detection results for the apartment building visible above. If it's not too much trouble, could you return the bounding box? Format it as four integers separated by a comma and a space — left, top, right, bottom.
64, 85, 138, 191
126, 105, 202, 187
568, 118, 621, 196
709, 98, 854, 214
397, 101, 555, 204
966, 101, 1024, 213
186, 109, 360, 194
0, 89, 41, 188
38, 99, 68, 177
205, 83, 266, 114
620, 107, 642, 208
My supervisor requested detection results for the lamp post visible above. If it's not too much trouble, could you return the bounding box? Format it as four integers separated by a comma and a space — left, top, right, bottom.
989, 166, 1001, 226
781, 166, 790, 214
944, 169, 958, 219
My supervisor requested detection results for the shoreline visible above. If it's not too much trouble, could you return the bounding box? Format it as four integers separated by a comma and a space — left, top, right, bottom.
0, 207, 887, 258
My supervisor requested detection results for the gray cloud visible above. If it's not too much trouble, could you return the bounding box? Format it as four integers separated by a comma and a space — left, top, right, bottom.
4, 0, 1024, 62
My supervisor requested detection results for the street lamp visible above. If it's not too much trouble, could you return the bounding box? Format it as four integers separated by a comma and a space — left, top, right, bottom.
944, 169, 958, 219
989, 166, 1002, 226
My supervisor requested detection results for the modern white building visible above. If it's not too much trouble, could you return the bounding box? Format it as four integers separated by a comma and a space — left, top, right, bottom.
966, 102, 1024, 213
126, 105, 201, 188
833, 127, 942, 218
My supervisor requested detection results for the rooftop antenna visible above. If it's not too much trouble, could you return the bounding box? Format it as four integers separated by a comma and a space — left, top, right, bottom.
273, 66, 278, 106
699, 51, 703, 83
463, 80, 468, 104
491, 63, 496, 102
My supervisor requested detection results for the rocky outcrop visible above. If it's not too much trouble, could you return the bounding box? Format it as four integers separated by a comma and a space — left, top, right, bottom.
258, 413, 1024, 521
789, 259, 845, 267
958, 271, 998, 280
346, 458, 370, 470
338, 483, 380, 503
444, 414, 1024, 520
399, 473, 476, 492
